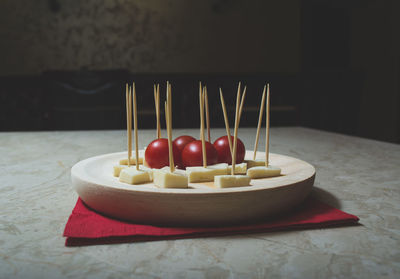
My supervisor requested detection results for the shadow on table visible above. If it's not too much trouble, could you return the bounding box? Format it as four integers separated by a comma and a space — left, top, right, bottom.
310, 186, 341, 209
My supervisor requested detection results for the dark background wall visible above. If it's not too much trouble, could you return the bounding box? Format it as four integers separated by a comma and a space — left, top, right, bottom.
0, 0, 398, 143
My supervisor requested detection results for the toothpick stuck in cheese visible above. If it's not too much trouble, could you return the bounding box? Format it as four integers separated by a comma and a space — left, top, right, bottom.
119, 167, 152, 184
153, 169, 188, 188
153, 82, 188, 188
214, 82, 251, 188
186, 164, 228, 183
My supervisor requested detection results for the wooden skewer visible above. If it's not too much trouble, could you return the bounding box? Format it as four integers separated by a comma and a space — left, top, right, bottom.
204, 86, 211, 142
129, 87, 133, 167
153, 84, 157, 135
236, 82, 241, 102
168, 83, 172, 134
265, 84, 270, 167
199, 86, 207, 168
253, 85, 267, 160
154, 84, 161, 139
219, 88, 233, 159
125, 84, 131, 167
232, 85, 242, 175
157, 84, 160, 138
199, 82, 202, 139
128, 86, 133, 167
164, 102, 172, 172
132, 83, 139, 171
238, 86, 247, 120
165, 83, 175, 173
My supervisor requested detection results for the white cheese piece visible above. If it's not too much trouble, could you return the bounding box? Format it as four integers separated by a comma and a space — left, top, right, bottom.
247, 166, 281, 179
139, 165, 154, 180
160, 167, 187, 177
113, 165, 128, 177
245, 159, 265, 169
119, 157, 143, 165
119, 150, 145, 165
208, 163, 229, 174
119, 168, 152, 184
214, 175, 251, 188
227, 162, 247, 174
185, 164, 228, 182
114, 165, 153, 179
153, 169, 188, 188
185, 167, 215, 182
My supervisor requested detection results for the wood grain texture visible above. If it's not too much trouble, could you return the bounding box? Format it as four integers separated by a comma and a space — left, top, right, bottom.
71, 150, 315, 226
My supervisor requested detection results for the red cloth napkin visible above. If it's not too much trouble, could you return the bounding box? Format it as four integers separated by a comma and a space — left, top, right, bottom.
63, 198, 359, 246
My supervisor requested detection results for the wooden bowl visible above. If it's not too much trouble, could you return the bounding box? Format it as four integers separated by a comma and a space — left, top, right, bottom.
71, 151, 315, 226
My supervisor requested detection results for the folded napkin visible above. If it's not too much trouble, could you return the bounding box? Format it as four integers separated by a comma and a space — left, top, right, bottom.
63, 198, 359, 246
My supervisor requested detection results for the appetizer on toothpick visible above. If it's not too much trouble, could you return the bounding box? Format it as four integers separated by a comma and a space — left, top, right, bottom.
145, 81, 181, 169
217, 85, 247, 174
213, 82, 246, 165
119, 83, 153, 184
113, 85, 132, 176
247, 84, 281, 179
215, 84, 251, 188
181, 83, 217, 168
153, 83, 188, 188
186, 84, 226, 182
119, 84, 144, 166
245, 85, 267, 168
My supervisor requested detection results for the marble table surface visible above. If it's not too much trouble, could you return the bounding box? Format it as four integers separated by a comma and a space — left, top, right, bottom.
1, 127, 399, 279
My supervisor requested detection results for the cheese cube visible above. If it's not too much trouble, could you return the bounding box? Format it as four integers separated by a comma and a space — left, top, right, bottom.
245, 159, 265, 169
139, 165, 154, 180
160, 167, 187, 176
185, 163, 228, 182
208, 163, 229, 174
227, 162, 247, 174
113, 165, 128, 177
153, 169, 188, 188
214, 175, 251, 188
119, 168, 152, 184
119, 157, 143, 165
185, 167, 215, 182
119, 150, 146, 165
114, 165, 153, 179
247, 166, 281, 179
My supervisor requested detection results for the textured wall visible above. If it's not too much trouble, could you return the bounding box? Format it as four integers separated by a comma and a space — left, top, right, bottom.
0, 0, 300, 75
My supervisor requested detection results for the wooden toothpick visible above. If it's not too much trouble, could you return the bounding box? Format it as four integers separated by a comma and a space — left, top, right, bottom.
204, 86, 211, 142
165, 83, 175, 173
219, 88, 233, 159
154, 83, 161, 139
200, 86, 207, 168
132, 83, 139, 171
125, 84, 131, 167
238, 86, 247, 120
128, 86, 133, 167
265, 84, 270, 167
253, 85, 266, 160
232, 85, 241, 175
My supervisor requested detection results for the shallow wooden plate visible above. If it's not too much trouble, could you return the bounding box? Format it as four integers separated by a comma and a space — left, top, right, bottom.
71, 150, 315, 226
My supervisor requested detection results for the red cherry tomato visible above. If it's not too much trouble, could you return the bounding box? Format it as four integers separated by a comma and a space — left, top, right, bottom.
213, 135, 245, 164
173, 135, 196, 153
173, 135, 196, 168
182, 140, 218, 167
145, 138, 181, 169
